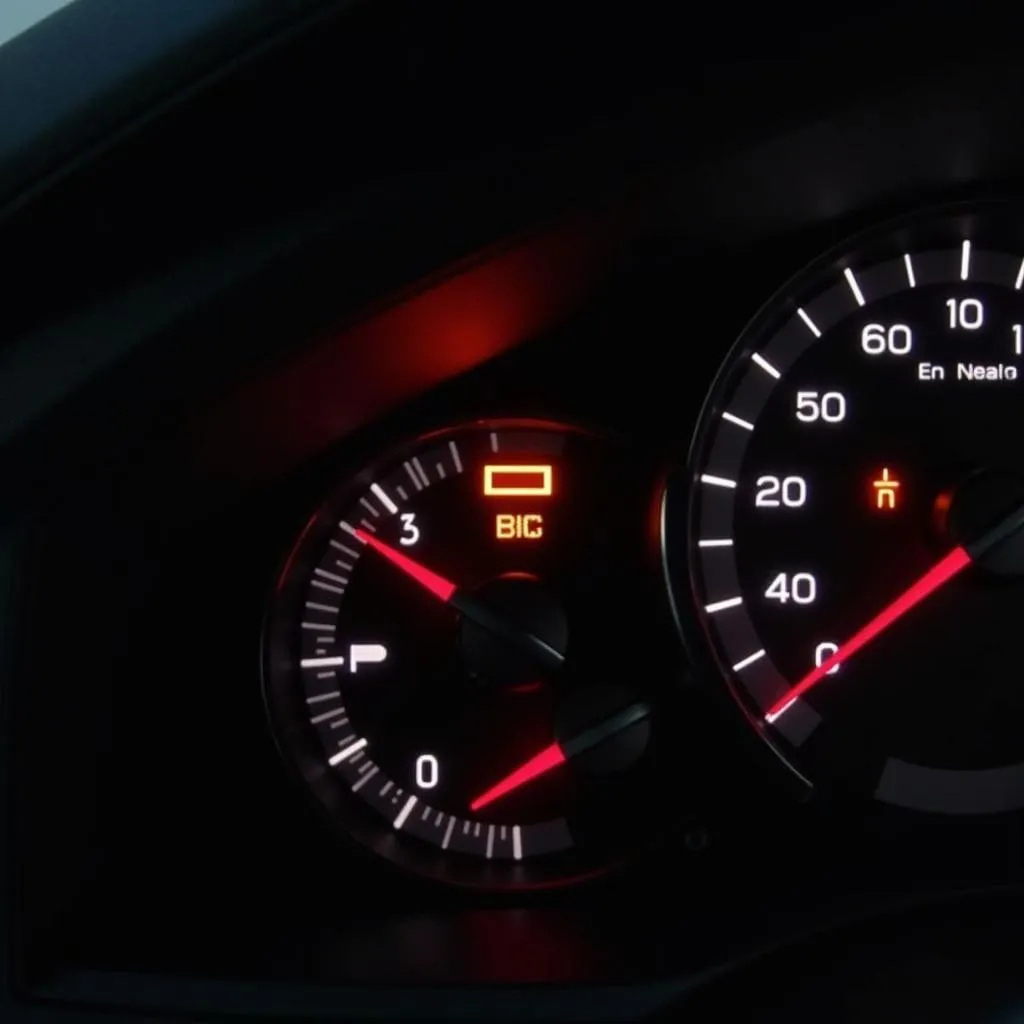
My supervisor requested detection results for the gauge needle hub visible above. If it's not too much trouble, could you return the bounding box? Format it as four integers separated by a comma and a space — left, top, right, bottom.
765, 496, 1024, 722
355, 530, 564, 667
469, 701, 651, 811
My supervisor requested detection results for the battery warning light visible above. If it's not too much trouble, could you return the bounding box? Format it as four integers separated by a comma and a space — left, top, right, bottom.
872, 467, 901, 510
483, 464, 553, 497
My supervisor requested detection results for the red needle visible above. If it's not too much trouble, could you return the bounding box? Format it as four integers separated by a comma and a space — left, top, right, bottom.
355, 529, 456, 602
469, 743, 566, 812
764, 545, 973, 722
469, 704, 650, 812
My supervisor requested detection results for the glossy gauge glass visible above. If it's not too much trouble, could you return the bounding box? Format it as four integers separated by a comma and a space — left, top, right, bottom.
666, 204, 1024, 815
265, 419, 680, 888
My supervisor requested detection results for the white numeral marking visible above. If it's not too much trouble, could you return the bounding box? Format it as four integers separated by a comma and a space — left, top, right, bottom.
350, 643, 388, 672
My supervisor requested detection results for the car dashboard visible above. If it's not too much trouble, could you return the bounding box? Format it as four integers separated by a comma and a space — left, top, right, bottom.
5, 3, 1024, 1020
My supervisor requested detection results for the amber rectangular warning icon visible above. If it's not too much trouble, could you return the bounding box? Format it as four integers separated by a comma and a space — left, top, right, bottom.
483, 465, 553, 496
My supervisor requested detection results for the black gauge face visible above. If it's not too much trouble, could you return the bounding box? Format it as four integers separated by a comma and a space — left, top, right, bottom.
265, 420, 680, 888
667, 207, 1024, 815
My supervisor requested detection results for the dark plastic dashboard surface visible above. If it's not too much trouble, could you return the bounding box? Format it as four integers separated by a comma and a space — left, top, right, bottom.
5, 2, 1024, 1021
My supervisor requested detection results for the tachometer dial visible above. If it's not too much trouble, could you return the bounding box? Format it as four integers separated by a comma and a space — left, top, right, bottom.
665, 205, 1024, 815
265, 420, 678, 888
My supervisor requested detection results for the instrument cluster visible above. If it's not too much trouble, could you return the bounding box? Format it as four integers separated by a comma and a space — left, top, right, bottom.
264, 202, 1024, 889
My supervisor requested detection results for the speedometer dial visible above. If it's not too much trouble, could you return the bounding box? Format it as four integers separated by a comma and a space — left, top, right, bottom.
666, 205, 1024, 815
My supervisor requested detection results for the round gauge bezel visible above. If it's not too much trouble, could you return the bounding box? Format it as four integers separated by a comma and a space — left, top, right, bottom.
264, 416, 679, 890
663, 199, 1024, 815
